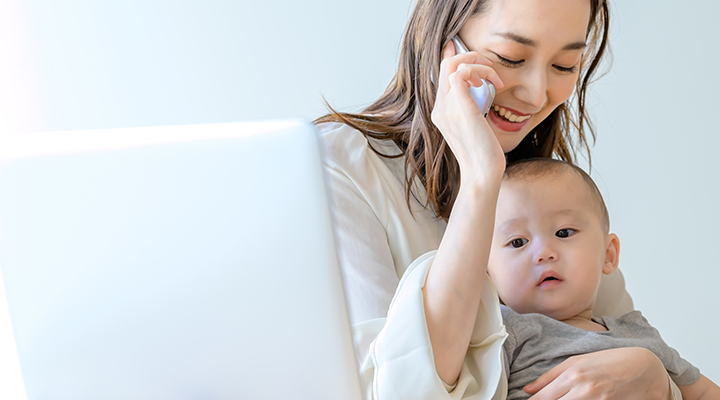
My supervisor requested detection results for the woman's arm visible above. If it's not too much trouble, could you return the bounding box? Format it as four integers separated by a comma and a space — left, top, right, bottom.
679, 374, 720, 400
423, 175, 502, 385
423, 42, 506, 385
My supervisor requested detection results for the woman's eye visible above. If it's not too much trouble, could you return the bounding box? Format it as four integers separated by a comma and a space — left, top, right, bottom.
495, 54, 524, 67
510, 238, 528, 248
553, 64, 578, 74
556, 229, 576, 238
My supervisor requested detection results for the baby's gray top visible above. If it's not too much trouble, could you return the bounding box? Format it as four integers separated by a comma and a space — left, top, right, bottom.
501, 306, 700, 399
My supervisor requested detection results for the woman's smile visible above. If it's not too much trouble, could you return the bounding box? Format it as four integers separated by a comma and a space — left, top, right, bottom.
492, 105, 533, 123
488, 104, 533, 132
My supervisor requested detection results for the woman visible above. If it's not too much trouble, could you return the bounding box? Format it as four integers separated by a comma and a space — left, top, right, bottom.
315, 0, 680, 398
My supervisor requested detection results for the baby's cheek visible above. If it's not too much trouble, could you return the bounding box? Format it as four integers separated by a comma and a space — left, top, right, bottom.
492, 279, 515, 307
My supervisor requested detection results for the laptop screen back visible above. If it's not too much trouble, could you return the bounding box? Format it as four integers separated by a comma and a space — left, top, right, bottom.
0, 120, 363, 400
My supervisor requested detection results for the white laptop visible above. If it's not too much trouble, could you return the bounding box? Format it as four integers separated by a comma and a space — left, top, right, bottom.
0, 120, 363, 400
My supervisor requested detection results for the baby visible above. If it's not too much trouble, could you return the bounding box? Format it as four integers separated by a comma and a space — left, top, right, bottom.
487, 158, 719, 399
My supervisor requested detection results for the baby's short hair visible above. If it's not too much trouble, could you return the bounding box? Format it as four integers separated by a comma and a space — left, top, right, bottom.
503, 158, 610, 233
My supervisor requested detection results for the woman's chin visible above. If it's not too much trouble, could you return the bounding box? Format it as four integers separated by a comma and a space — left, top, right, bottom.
494, 130, 530, 154
489, 113, 534, 153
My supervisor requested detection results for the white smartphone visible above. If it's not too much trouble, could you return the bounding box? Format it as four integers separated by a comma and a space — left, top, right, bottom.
452, 35, 495, 118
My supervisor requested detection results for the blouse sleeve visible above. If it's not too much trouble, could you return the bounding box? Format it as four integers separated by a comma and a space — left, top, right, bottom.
361, 251, 508, 400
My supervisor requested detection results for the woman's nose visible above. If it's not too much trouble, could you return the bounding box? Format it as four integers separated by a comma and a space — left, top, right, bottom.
514, 67, 547, 110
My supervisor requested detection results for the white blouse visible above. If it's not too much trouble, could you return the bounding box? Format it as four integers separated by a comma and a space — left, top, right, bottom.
317, 121, 637, 400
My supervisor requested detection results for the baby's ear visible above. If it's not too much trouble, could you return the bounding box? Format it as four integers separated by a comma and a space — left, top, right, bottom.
603, 233, 620, 275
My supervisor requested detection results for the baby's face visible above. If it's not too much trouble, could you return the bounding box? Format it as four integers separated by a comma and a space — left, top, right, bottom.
487, 171, 616, 321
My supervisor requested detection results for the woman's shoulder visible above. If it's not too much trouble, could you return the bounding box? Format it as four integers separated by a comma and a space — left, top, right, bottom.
315, 121, 403, 180
317, 121, 400, 159
316, 121, 370, 166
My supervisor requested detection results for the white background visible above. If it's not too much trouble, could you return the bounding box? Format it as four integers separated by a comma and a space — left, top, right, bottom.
0, 0, 718, 398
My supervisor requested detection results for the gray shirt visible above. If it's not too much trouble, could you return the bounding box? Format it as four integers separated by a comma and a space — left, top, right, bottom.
501, 306, 700, 400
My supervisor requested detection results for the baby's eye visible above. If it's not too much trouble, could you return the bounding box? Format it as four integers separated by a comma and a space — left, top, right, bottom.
509, 238, 528, 248
555, 229, 576, 238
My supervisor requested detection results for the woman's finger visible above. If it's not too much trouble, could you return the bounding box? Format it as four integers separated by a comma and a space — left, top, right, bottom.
442, 40, 456, 59
525, 349, 670, 399
525, 361, 573, 400
526, 372, 572, 400
436, 41, 457, 95
438, 45, 498, 93
454, 63, 503, 92
439, 53, 494, 81
446, 71, 489, 115
524, 357, 576, 395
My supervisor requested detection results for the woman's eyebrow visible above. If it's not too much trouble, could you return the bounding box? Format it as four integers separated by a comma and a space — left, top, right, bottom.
494, 32, 587, 51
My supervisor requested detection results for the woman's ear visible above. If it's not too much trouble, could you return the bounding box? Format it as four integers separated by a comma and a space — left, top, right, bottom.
603, 233, 620, 275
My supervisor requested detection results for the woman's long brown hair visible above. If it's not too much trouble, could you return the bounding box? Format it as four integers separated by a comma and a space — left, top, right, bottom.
314, 0, 610, 221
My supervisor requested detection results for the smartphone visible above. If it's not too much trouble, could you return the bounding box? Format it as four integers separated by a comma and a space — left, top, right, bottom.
451, 35, 495, 118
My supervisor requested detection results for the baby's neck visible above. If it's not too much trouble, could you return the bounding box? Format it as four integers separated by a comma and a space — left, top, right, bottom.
559, 310, 607, 332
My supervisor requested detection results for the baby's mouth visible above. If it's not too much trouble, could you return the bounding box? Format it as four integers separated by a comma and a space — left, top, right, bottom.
492, 105, 532, 123
537, 271, 563, 286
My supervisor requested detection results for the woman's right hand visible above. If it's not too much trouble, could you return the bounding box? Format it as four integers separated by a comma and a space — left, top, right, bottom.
430, 41, 505, 186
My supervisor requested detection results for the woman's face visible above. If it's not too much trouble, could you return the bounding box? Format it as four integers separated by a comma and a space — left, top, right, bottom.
459, 0, 591, 153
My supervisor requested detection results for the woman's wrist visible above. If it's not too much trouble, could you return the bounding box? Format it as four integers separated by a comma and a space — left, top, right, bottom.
459, 169, 503, 199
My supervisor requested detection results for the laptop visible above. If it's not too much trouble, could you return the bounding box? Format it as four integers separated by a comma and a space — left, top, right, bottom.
0, 120, 364, 400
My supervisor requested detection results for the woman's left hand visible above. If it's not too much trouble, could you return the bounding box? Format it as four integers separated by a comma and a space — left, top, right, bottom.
524, 347, 671, 400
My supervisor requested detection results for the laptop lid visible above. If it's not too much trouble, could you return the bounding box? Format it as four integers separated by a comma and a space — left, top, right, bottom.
0, 120, 363, 400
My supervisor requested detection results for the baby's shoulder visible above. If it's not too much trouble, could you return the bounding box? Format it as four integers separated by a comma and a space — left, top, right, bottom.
611, 310, 651, 327
604, 310, 661, 338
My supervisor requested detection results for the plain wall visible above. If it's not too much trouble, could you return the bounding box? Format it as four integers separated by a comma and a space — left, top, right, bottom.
0, 0, 717, 398
584, 0, 720, 384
